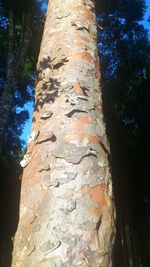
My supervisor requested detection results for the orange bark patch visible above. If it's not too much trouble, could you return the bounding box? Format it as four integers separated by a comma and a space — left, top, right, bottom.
77, 184, 109, 216
65, 114, 92, 141
73, 81, 84, 96
65, 114, 99, 144
71, 52, 94, 64
90, 207, 101, 216
73, 6, 94, 21
74, 33, 90, 46
88, 135, 99, 144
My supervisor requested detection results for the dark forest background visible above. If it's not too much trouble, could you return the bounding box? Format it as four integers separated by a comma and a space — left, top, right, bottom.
0, 0, 150, 266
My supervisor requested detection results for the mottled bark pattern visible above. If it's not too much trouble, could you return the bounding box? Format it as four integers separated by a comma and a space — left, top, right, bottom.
12, 1, 115, 266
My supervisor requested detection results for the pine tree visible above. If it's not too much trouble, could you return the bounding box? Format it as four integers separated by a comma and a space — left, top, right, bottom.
12, 1, 116, 266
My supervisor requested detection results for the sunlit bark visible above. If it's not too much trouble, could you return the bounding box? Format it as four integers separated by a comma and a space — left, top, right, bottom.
12, 1, 116, 266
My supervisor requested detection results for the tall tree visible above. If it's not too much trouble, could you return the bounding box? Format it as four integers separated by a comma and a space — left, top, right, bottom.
0, 0, 43, 154
0, 4, 31, 153
97, 0, 150, 266
12, 1, 116, 266
0, 2, 44, 266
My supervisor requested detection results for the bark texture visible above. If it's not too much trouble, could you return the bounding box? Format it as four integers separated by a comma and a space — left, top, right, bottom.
12, 1, 116, 266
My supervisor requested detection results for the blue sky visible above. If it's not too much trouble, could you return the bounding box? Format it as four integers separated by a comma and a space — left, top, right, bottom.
21, 1, 150, 144
21, 102, 34, 143
144, 0, 150, 30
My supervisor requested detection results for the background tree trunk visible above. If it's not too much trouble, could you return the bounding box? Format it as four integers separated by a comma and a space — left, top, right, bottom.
0, 11, 32, 154
12, 1, 116, 266
0, 10, 15, 153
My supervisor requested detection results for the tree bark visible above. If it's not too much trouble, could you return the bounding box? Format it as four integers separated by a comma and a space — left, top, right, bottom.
12, 1, 116, 266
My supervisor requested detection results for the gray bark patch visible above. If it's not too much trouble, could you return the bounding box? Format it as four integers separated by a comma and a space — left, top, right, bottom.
52, 143, 97, 164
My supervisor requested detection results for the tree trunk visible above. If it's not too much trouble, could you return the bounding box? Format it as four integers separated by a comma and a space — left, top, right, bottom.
0, 10, 15, 153
15, 12, 32, 84
12, 1, 116, 266
0, 11, 32, 154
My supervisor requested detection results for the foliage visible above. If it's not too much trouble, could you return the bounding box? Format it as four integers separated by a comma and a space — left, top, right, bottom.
0, 0, 150, 264
97, 0, 150, 265
98, 0, 150, 146
0, 0, 44, 158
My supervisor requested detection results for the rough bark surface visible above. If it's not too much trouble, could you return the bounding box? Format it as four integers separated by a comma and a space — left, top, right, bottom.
12, 1, 116, 266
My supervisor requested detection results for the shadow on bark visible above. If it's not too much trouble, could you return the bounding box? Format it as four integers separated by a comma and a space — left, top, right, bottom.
33, 56, 63, 120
